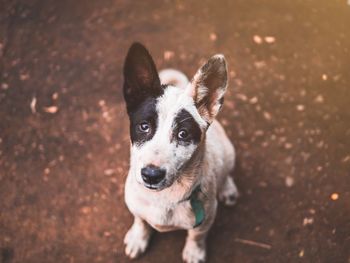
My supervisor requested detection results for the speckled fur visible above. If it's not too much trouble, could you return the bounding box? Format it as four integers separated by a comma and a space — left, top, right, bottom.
123, 49, 239, 263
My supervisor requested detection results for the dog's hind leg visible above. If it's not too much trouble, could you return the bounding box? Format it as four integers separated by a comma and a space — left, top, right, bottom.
124, 216, 152, 259
218, 176, 239, 206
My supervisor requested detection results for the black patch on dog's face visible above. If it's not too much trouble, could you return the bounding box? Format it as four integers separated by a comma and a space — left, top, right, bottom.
129, 97, 159, 146
173, 109, 202, 146
123, 43, 167, 146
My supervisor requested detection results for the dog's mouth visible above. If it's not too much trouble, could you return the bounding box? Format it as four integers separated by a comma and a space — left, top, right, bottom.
143, 183, 165, 191
143, 183, 161, 190
141, 179, 173, 191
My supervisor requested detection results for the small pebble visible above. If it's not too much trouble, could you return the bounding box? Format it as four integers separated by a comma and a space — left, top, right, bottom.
164, 50, 175, 60
253, 35, 263, 44
20, 73, 30, 81
104, 169, 115, 176
255, 130, 264, 136
30, 97, 37, 114
43, 106, 58, 113
249, 96, 258, 104
210, 33, 217, 41
263, 111, 272, 120
341, 155, 350, 163
254, 61, 266, 69
1, 83, 9, 90
284, 143, 293, 149
285, 176, 294, 187
330, 193, 339, 201
296, 105, 305, 111
229, 70, 236, 78
236, 93, 248, 101
99, 100, 106, 107
299, 249, 304, 258
264, 36, 276, 43
303, 217, 314, 226
81, 206, 91, 214
52, 92, 59, 100
314, 95, 324, 103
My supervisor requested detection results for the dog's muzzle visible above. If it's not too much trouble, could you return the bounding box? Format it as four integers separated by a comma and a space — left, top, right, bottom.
141, 165, 166, 189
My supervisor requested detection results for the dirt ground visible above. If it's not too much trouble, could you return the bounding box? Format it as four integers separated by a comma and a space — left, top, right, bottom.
0, 0, 349, 262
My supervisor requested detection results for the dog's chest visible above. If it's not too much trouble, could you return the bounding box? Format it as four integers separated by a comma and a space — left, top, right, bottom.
146, 203, 194, 232
125, 184, 195, 231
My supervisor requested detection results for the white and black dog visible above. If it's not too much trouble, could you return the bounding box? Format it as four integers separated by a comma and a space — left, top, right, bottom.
123, 43, 239, 263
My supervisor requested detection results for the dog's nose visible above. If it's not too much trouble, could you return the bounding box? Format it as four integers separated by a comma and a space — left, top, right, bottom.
141, 166, 166, 185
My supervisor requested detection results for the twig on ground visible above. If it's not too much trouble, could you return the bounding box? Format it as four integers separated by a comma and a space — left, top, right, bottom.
234, 238, 272, 250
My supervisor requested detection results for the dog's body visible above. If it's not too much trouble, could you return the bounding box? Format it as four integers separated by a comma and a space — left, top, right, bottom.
123, 43, 238, 263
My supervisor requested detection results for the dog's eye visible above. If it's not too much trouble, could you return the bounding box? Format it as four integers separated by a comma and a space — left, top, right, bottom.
139, 122, 150, 133
177, 129, 189, 140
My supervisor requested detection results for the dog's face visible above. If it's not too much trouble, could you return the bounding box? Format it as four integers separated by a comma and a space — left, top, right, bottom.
123, 43, 228, 191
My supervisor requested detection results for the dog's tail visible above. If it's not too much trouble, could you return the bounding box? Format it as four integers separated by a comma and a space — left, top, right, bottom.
159, 69, 189, 90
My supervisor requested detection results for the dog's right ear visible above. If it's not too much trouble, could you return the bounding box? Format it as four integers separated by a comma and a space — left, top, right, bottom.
123, 42, 162, 114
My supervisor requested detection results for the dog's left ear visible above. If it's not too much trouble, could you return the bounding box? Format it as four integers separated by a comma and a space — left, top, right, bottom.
187, 55, 228, 123
123, 42, 162, 114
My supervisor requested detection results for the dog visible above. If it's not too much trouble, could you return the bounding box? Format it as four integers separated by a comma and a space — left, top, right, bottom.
122, 42, 239, 263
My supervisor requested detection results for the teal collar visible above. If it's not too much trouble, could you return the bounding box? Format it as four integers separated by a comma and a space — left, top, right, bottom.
184, 185, 205, 228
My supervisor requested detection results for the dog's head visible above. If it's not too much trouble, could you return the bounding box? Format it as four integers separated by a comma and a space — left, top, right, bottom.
123, 43, 228, 191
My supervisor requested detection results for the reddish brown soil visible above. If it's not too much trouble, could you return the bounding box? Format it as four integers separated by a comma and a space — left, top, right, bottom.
0, 0, 349, 262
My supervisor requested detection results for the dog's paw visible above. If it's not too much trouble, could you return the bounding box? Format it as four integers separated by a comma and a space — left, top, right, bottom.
218, 176, 239, 206
124, 225, 150, 259
182, 240, 206, 263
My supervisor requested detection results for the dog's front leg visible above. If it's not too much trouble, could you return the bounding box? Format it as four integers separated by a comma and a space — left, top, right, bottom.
182, 200, 217, 263
124, 216, 153, 259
